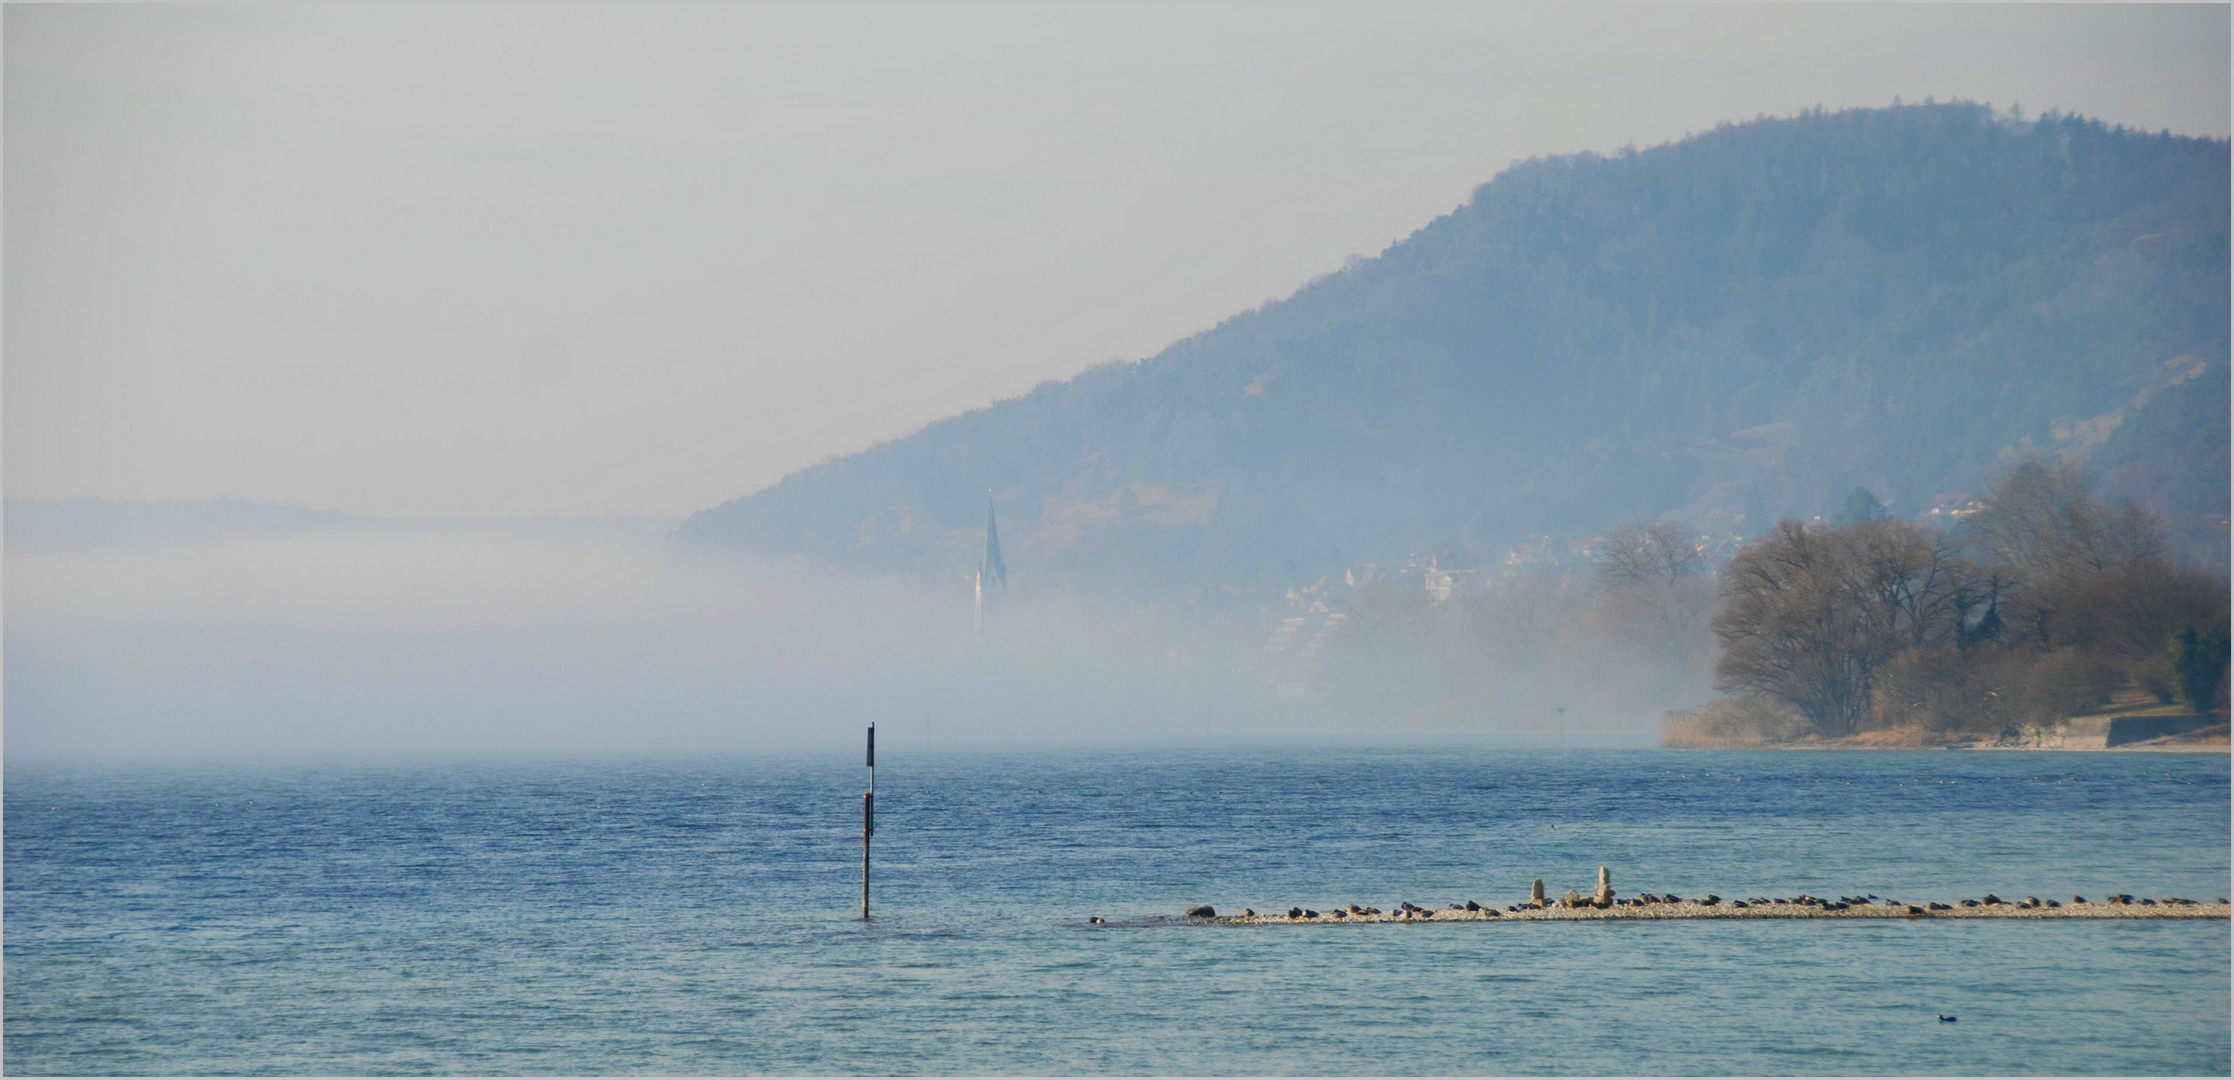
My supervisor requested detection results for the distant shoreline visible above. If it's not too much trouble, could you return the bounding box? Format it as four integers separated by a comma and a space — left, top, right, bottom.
1664, 714, 2229, 753
1669, 738, 2229, 754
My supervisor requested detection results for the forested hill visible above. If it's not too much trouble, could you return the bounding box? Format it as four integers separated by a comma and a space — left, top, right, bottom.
677, 103, 2230, 596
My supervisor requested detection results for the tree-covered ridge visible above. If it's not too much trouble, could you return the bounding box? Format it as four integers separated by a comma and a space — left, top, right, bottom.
677, 103, 2229, 596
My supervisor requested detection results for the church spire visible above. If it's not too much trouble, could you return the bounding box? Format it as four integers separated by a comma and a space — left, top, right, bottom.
975, 494, 1004, 635
981, 497, 1006, 591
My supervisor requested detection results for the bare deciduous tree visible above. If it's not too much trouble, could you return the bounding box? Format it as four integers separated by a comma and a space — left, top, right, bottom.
1966, 460, 2163, 581
1595, 521, 1718, 668
1713, 519, 1988, 737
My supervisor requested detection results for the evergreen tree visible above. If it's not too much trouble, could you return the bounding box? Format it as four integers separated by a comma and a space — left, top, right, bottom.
2172, 626, 2230, 714
1833, 488, 1886, 528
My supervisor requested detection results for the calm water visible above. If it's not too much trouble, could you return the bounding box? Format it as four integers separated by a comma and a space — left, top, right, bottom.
6, 747, 2229, 1075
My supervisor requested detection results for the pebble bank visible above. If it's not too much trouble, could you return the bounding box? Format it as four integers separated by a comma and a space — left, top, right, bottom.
1159, 870, 2233, 925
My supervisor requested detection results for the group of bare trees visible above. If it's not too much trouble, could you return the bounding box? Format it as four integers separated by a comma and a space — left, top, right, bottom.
1708, 461, 2229, 740
1713, 518, 1989, 737
1315, 460, 2224, 742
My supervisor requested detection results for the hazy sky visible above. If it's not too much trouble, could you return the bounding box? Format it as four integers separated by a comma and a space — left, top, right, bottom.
8, 3, 2228, 518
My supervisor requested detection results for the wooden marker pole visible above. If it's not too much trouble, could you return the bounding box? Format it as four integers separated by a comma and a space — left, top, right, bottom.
862, 723, 875, 920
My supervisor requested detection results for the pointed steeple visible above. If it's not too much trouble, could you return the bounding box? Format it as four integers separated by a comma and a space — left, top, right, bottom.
981, 497, 1006, 590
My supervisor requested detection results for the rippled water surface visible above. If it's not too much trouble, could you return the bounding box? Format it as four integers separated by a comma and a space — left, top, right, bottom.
7, 748, 2229, 1075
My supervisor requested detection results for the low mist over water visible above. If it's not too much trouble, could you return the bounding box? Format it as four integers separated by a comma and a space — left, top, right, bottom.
0, 510, 1206, 758
6, 501, 1720, 760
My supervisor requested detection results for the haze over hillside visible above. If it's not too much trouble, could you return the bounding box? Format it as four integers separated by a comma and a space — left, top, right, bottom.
678, 103, 2231, 597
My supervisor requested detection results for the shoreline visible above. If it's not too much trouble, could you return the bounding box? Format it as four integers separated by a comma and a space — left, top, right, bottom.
1667, 741, 2230, 753
1666, 720, 2230, 753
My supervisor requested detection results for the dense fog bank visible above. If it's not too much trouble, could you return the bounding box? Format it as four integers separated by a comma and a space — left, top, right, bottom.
5, 506, 1707, 761
2, 523, 1215, 760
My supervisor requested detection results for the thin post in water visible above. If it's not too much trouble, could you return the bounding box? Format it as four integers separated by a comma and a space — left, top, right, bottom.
862, 722, 875, 920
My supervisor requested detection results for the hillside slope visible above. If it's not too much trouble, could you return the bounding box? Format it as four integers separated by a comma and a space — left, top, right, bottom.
678, 103, 2230, 596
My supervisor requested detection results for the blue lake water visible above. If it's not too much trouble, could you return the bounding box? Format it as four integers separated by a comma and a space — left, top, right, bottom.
6, 747, 2229, 1075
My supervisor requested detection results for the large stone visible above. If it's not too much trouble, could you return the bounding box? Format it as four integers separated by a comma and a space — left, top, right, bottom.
1531, 879, 1547, 905
1594, 866, 1615, 907
1185, 905, 1216, 918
